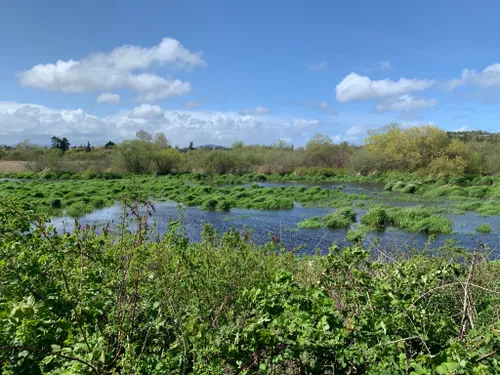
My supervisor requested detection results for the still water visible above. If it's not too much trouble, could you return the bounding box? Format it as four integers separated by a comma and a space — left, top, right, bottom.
49, 180, 500, 259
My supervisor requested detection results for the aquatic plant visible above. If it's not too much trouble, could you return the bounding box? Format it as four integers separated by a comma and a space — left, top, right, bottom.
476, 224, 492, 233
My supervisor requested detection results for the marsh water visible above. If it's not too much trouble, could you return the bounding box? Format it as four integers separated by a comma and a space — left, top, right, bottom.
48, 181, 500, 258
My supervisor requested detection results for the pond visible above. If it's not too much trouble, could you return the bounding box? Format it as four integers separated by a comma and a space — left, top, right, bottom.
48, 179, 500, 258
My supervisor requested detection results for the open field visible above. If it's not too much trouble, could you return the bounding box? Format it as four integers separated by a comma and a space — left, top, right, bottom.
0, 160, 27, 172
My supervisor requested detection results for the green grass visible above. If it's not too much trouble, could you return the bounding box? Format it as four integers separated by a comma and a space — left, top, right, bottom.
297, 207, 356, 230
297, 217, 323, 229
0, 175, 357, 217
360, 205, 453, 234
476, 224, 492, 233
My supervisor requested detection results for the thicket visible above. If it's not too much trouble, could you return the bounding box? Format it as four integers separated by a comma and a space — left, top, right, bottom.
5, 126, 500, 177
1, 202, 499, 374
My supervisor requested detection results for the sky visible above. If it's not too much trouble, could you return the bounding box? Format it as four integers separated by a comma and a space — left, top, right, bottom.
1, 0, 500, 147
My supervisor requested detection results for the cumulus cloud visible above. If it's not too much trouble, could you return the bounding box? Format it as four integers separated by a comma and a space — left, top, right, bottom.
19, 38, 204, 103
0, 102, 323, 147
96, 93, 121, 104
445, 63, 500, 91
239, 106, 270, 116
336, 73, 435, 102
305, 61, 328, 72
375, 95, 438, 112
128, 104, 165, 120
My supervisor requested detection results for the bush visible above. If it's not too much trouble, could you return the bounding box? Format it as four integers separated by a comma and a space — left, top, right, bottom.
1, 204, 500, 374
153, 148, 183, 174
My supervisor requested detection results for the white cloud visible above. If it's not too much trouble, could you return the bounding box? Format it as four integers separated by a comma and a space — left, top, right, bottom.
239, 106, 270, 116
184, 101, 201, 109
19, 38, 204, 103
305, 61, 328, 72
445, 63, 500, 91
454, 125, 474, 131
128, 104, 165, 120
292, 119, 319, 129
96, 93, 121, 104
345, 125, 362, 136
0, 101, 323, 147
336, 73, 435, 102
375, 95, 438, 112
400, 120, 436, 128
378, 61, 392, 70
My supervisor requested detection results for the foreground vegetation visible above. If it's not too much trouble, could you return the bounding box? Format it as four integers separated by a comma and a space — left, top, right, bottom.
1, 201, 499, 374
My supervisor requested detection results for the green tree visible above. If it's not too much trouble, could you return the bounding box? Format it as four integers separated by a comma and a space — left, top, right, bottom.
153, 148, 183, 174
51, 136, 70, 152
135, 129, 153, 142
114, 140, 154, 172
153, 132, 170, 149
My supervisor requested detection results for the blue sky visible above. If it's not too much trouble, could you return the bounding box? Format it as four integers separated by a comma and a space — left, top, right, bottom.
1, 0, 500, 147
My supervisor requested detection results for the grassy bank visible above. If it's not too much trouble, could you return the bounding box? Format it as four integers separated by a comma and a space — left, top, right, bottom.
0, 202, 499, 374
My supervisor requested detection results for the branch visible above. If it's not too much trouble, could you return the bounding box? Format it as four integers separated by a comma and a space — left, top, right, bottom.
0, 346, 99, 374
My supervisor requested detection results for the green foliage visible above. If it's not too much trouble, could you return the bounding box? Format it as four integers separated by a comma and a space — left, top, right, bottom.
361, 206, 388, 229
297, 216, 322, 229
476, 224, 491, 233
361, 205, 453, 234
1, 204, 499, 374
297, 207, 356, 229
153, 148, 183, 174
386, 205, 453, 234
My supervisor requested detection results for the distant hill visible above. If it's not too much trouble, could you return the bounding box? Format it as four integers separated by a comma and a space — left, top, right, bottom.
447, 130, 500, 143
195, 144, 230, 150
177, 144, 230, 153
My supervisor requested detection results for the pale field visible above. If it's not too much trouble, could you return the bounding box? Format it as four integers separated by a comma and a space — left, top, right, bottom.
0, 160, 28, 172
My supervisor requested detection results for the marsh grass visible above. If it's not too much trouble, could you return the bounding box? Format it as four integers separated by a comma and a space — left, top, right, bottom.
297, 207, 356, 230
476, 224, 492, 233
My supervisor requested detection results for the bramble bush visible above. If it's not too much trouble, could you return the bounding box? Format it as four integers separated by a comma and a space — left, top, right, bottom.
1, 200, 500, 374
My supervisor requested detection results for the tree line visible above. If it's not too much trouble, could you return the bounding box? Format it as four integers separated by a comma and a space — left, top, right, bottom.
2, 125, 500, 176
